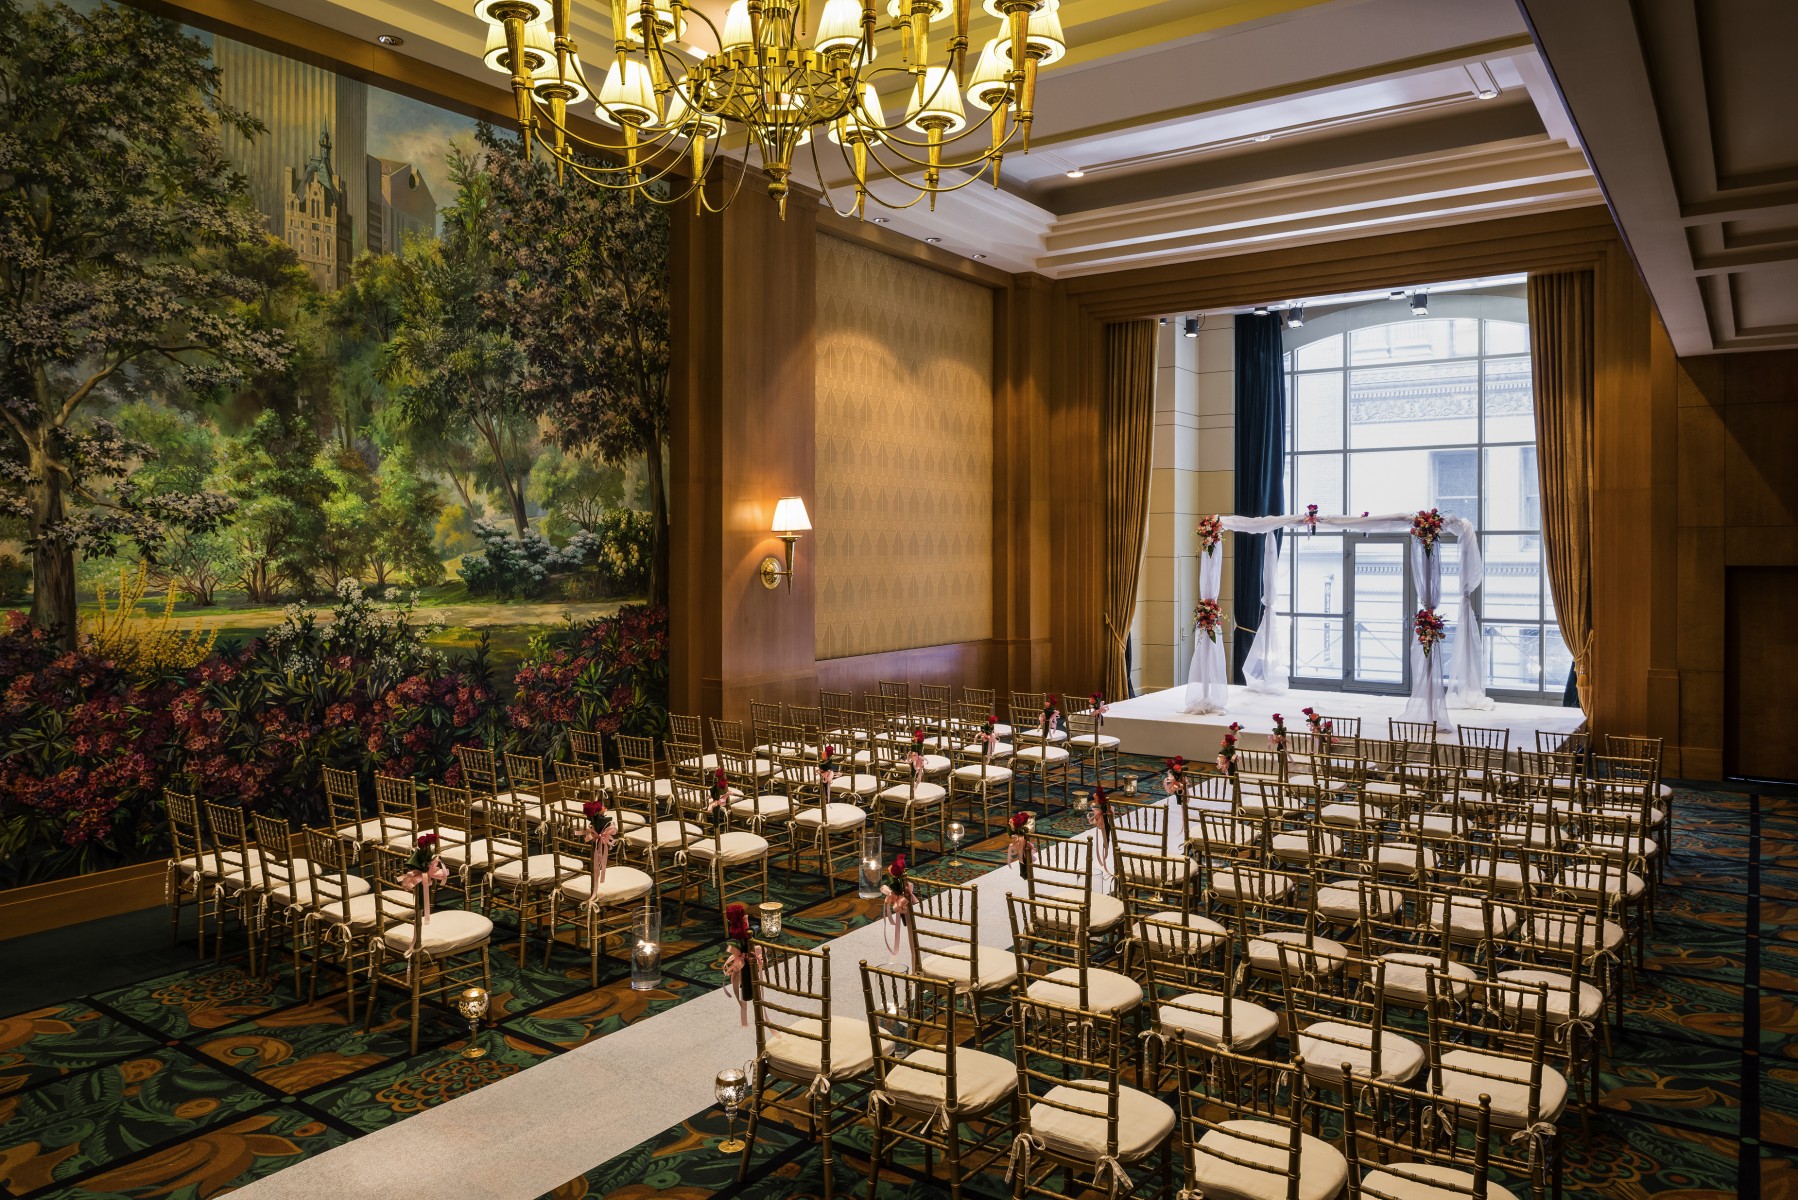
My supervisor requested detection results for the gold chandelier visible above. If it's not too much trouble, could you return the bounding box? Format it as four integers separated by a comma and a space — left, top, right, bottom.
471, 0, 1067, 217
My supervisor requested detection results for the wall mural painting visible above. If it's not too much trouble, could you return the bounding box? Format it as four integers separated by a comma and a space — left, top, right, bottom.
0, 0, 671, 885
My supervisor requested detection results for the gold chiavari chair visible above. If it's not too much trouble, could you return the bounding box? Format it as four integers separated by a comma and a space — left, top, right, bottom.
251, 812, 312, 987
817, 690, 858, 745
567, 728, 607, 779
1362, 884, 1476, 1015
667, 711, 705, 747
785, 703, 825, 750
609, 733, 673, 807
324, 764, 380, 851
453, 744, 501, 809
1492, 891, 1607, 1109
1025, 836, 1128, 946
1062, 699, 1121, 791
1311, 858, 1405, 945
818, 726, 881, 801
671, 775, 772, 918
961, 687, 1011, 737
908, 878, 1015, 1039
666, 735, 708, 790
615, 771, 696, 913
303, 825, 414, 1015
1230, 863, 1350, 986
372, 773, 423, 851
164, 790, 214, 952
1177, 1041, 1349, 1200
710, 717, 776, 785
1008, 894, 1144, 1040
784, 740, 867, 882
482, 795, 566, 964
543, 808, 654, 986
433, 780, 523, 889
1456, 724, 1511, 784
1008, 995, 1176, 1200
872, 731, 951, 860
719, 745, 797, 848
747, 699, 785, 755
1426, 974, 1566, 1200
1187, 801, 1263, 868
740, 940, 873, 1200
1280, 946, 1425, 1094
1345, 1069, 1502, 1200
1010, 699, 1072, 815
860, 961, 1019, 1200
1139, 920, 1276, 1076
948, 722, 1013, 836
1107, 793, 1176, 881
201, 799, 264, 971
362, 842, 493, 1056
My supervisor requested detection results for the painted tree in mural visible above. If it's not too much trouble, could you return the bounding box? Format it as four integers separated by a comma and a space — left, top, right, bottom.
0, 0, 287, 646
480, 127, 673, 606
386, 148, 536, 538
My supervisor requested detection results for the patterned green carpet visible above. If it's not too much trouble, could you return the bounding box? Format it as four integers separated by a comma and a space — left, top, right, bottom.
1, 762, 1793, 1199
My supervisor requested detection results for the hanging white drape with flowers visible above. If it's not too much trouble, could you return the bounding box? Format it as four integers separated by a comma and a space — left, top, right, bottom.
1181, 538, 1229, 714
1182, 511, 1493, 720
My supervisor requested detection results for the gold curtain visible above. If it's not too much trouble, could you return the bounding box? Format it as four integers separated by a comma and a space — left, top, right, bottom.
1528, 270, 1595, 710
1101, 320, 1158, 700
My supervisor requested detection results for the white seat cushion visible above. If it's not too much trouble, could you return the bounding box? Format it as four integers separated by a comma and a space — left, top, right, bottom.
379, 907, 493, 956
1297, 1021, 1425, 1084
826, 773, 881, 796
685, 830, 772, 864
1013, 745, 1071, 765
1158, 992, 1279, 1051
1529, 912, 1625, 955
1434, 1048, 1568, 1126
1372, 844, 1436, 875
315, 888, 418, 930
1426, 897, 1520, 940
336, 816, 413, 843
884, 1047, 1014, 1115
491, 852, 567, 889
1017, 728, 1069, 744
622, 820, 703, 851
559, 865, 655, 907
437, 837, 525, 870
1379, 953, 1475, 1005
1557, 866, 1647, 899
791, 803, 869, 832
765, 1016, 875, 1082
1031, 1080, 1174, 1163
1190, 1119, 1349, 1200
1139, 911, 1228, 955
955, 741, 1015, 759
1025, 966, 1142, 1014
1038, 888, 1126, 932
1248, 933, 1348, 974
1212, 871, 1293, 903
730, 794, 793, 821
1067, 733, 1121, 749
953, 764, 1014, 783
876, 782, 949, 805
1495, 968, 1605, 1024
1316, 882, 1404, 922
270, 870, 374, 908
919, 944, 1019, 992
1361, 1163, 1521, 1200
1272, 831, 1340, 861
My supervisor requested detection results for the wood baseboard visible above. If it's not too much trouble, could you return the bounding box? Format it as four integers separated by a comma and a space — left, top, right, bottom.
0, 862, 166, 941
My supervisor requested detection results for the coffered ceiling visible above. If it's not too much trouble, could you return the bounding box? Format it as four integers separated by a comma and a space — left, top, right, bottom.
232, 0, 1599, 281
1520, 0, 1798, 354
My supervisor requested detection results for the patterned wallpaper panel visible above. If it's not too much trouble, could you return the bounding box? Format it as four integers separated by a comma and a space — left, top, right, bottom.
814, 235, 994, 660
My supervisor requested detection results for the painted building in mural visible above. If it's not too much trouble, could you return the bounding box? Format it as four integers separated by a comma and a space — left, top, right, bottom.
367, 157, 437, 257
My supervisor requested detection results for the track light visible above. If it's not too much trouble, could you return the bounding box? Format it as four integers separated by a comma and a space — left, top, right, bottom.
1252, 305, 1269, 317
1158, 316, 1168, 326
1284, 305, 1305, 329
1411, 292, 1429, 316
1183, 316, 1200, 338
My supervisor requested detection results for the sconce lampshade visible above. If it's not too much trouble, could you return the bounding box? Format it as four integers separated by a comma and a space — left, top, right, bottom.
771, 496, 812, 534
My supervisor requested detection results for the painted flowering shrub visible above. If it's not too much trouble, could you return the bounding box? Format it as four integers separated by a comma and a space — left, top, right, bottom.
0, 583, 518, 887
508, 604, 670, 765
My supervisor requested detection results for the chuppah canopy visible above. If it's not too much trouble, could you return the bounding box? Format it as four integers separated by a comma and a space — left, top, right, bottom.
1183, 510, 1494, 728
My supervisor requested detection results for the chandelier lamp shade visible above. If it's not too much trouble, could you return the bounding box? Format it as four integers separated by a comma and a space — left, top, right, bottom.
470, 0, 1069, 217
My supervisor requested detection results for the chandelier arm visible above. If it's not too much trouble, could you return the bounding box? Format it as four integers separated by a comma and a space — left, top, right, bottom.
547, 141, 697, 191
857, 137, 1007, 197
530, 94, 694, 163
697, 137, 758, 214
855, 113, 1017, 174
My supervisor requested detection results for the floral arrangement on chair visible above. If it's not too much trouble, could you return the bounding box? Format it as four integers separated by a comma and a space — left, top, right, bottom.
399, 832, 448, 925
1088, 786, 1114, 863
1007, 812, 1035, 879
1415, 608, 1447, 659
1304, 503, 1319, 535
818, 744, 840, 787
978, 715, 1000, 760
881, 854, 916, 957
723, 902, 761, 1026
1039, 695, 1061, 739
1197, 515, 1224, 558
907, 729, 928, 779
1411, 508, 1446, 557
1270, 713, 1288, 754
1301, 706, 1334, 749
705, 768, 732, 833
581, 798, 614, 882
1216, 723, 1241, 775
1194, 599, 1224, 643
1163, 755, 1188, 797
1088, 692, 1108, 728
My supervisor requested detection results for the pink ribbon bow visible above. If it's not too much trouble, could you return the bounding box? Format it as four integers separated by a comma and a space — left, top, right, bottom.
882, 883, 916, 964
724, 943, 765, 1027
1164, 772, 1184, 798
1007, 834, 1035, 869
907, 751, 925, 780
582, 825, 615, 884
399, 857, 450, 926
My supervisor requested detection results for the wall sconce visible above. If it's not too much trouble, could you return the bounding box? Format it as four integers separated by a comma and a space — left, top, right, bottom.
759, 496, 811, 591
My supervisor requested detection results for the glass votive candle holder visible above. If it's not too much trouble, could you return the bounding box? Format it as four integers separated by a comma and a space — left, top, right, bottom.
757, 900, 784, 940
631, 905, 662, 991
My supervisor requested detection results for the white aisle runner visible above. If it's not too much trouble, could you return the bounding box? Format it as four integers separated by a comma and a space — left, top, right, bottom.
235, 822, 1104, 1200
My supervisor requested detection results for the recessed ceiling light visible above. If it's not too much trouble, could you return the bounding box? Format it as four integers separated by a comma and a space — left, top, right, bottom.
872, 217, 889, 224
1065, 168, 1085, 178
925, 236, 942, 244
1476, 87, 1498, 100
1253, 133, 1272, 143
377, 33, 403, 46
972, 253, 988, 260
1252, 305, 1269, 316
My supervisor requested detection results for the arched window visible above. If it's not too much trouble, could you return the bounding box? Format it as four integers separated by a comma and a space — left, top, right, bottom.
1277, 292, 1564, 697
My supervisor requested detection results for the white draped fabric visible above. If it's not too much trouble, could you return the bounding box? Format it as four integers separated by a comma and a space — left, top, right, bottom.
1182, 541, 1229, 713
1181, 511, 1494, 722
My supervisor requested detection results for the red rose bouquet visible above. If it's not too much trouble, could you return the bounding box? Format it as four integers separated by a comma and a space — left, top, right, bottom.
1007, 811, 1035, 878
1415, 607, 1446, 659
1411, 508, 1446, 557
1194, 599, 1224, 643
1197, 514, 1224, 557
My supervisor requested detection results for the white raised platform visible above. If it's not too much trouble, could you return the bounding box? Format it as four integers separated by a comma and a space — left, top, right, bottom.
1104, 684, 1584, 760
